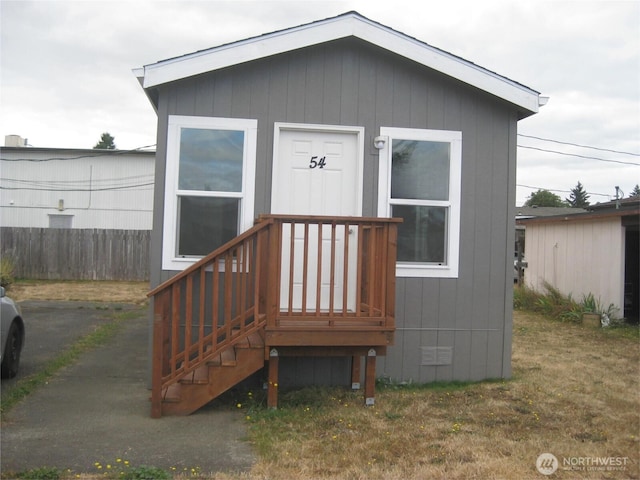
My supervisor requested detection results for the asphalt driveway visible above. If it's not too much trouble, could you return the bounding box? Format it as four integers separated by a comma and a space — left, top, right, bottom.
1, 301, 255, 476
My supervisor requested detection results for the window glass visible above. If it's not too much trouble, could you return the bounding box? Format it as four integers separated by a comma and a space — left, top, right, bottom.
391, 140, 449, 201
177, 196, 239, 257
392, 205, 446, 263
178, 128, 244, 192
48, 214, 73, 229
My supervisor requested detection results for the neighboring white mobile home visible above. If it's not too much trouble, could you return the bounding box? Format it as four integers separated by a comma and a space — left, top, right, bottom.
518, 197, 640, 322
1, 145, 154, 230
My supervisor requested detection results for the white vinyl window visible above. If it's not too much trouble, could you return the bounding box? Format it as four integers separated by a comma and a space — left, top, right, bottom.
377, 127, 462, 278
162, 115, 257, 270
48, 214, 73, 229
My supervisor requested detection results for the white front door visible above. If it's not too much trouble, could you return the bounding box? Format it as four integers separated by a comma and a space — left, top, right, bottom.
271, 123, 364, 311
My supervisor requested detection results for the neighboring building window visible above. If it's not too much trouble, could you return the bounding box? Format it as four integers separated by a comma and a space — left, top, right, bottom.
377, 127, 461, 278
163, 116, 257, 270
48, 214, 73, 229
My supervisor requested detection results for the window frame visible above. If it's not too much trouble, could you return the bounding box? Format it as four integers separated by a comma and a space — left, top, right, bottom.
162, 115, 257, 271
48, 214, 73, 229
377, 127, 462, 278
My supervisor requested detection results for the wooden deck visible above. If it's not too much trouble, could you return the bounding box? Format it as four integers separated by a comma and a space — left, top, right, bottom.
148, 215, 400, 417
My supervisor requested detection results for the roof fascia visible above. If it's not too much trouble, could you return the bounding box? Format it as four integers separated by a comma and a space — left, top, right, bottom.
517, 208, 640, 225
0, 147, 155, 155
139, 14, 540, 115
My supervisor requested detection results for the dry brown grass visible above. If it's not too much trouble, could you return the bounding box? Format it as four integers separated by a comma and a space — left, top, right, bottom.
7, 280, 149, 304
6, 282, 639, 479
240, 311, 639, 480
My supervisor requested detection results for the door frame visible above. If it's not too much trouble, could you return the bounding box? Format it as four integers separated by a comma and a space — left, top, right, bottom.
270, 122, 365, 216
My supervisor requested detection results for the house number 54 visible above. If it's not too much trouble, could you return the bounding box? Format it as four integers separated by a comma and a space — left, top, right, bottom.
309, 156, 327, 169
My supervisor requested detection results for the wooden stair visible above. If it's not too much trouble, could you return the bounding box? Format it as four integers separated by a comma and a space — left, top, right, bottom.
160, 330, 265, 416
149, 215, 399, 417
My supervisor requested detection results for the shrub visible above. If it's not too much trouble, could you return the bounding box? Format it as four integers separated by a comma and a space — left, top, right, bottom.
513, 282, 621, 324
0, 256, 16, 288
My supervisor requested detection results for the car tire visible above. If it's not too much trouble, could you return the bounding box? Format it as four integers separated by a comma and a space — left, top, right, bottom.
1, 321, 23, 379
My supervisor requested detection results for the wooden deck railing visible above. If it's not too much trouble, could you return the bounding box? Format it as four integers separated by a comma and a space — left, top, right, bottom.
266, 215, 400, 327
148, 215, 400, 417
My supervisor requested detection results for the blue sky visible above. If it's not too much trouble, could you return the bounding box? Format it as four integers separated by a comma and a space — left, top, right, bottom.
1, 0, 638, 205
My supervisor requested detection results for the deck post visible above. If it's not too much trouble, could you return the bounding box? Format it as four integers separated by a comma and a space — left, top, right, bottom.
267, 348, 279, 409
351, 355, 361, 390
364, 348, 376, 406
151, 310, 164, 418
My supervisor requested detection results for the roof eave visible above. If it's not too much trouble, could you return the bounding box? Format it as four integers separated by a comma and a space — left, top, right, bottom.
517, 208, 640, 225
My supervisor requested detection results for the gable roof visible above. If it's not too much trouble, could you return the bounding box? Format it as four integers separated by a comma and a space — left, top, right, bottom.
134, 11, 542, 118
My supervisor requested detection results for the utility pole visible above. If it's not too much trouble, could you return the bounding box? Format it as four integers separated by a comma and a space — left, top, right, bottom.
615, 186, 623, 209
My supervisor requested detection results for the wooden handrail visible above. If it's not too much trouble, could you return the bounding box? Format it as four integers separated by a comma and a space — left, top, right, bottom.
149, 218, 275, 417
148, 217, 275, 298
149, 215, 399, 417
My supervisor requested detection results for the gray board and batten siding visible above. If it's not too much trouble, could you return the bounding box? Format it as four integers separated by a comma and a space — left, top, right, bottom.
149, 36, 523, 385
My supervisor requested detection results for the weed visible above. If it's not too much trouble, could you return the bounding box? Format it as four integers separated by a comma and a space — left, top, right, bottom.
581, 292, 598, 312
514, 282, 627, 324
112, 465, 171, 480
0, 255, 16, 288
15, 467, 62, 480
384, 410, 403, 421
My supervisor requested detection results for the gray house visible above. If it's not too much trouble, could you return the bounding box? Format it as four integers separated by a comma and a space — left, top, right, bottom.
135, 12, 543, 416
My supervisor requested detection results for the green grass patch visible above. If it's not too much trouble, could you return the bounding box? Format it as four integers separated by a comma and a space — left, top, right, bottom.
7, 462, 178, 480
15, 467, 63, 480
514, 283, 639, 340
0, 307, 145, 417
376, 376, 505, 393
599, 321, 640, 340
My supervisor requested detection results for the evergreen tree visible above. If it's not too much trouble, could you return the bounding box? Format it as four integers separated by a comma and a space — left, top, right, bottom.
524, 189, 567, 207
93, 132, 116, 149
566, 181, 590, 208
630, 184, 640, 198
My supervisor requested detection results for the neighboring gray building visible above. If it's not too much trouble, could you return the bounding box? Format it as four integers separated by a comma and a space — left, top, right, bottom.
136, 11, 543, 400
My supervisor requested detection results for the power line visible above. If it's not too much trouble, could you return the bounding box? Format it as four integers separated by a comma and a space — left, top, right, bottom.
3, 173, 153, 183
518, 134, 640, 156
517, 183, 611, 198
2, 174, 154, 188
517, 145, 640, 166
0, 182, 154, 192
